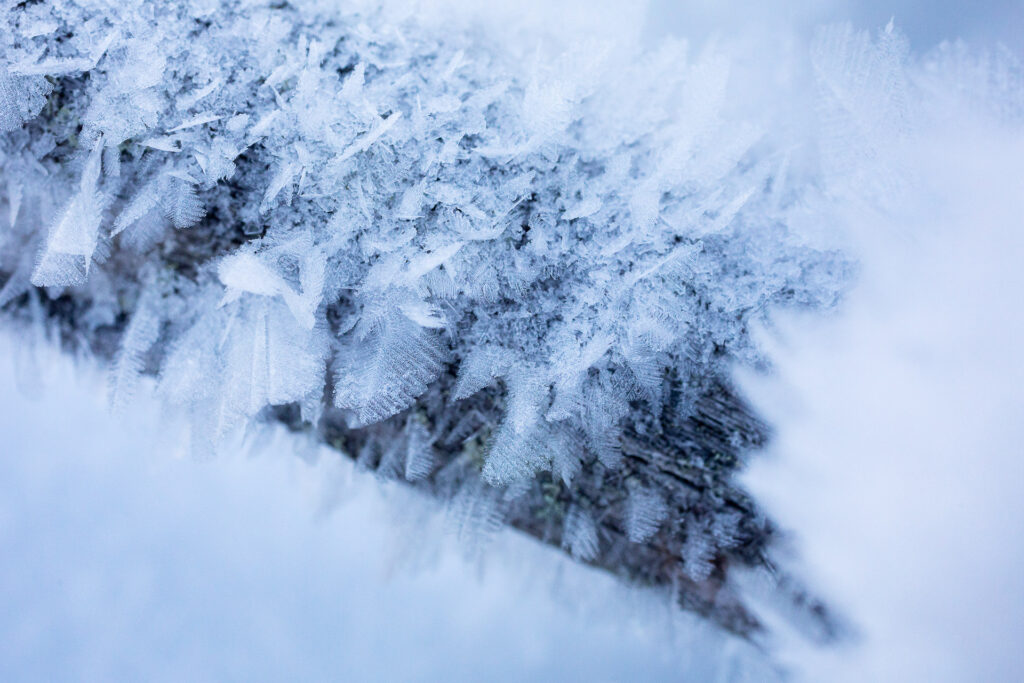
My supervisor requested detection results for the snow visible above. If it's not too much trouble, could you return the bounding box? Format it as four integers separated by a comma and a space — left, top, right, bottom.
0, 335, 773, 682
738, 77, 1024, 683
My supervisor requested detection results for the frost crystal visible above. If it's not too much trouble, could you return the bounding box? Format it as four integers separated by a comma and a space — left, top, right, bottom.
626, 487, 669, 544
562, 506, 599, 562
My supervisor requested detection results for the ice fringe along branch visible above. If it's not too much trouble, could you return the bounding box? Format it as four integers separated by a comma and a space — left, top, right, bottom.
4, 0, 1017, 641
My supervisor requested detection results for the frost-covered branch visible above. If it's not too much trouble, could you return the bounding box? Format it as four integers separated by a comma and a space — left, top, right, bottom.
4, 0, 1017, 642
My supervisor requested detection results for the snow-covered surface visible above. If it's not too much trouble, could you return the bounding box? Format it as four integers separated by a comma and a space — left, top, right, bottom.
0, 336, 774, 682
738, 81, 1024, 683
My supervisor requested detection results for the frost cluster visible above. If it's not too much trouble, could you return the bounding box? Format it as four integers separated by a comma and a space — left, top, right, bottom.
5, 0, 1012, 637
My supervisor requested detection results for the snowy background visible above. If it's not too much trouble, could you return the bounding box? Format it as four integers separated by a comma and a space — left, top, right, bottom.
2, 1, 1023, 681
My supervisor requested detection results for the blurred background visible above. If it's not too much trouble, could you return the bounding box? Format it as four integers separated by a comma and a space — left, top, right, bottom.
647, 0, 1023, 54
